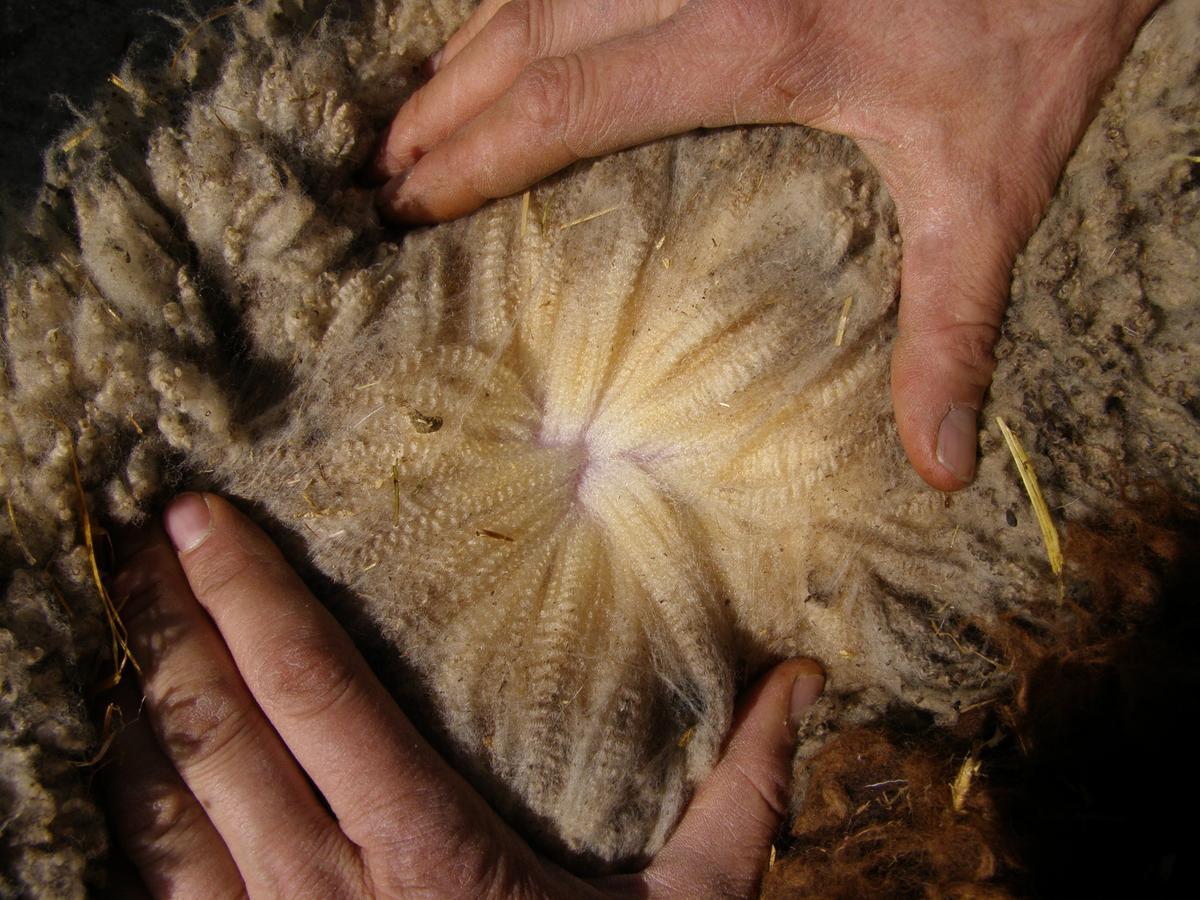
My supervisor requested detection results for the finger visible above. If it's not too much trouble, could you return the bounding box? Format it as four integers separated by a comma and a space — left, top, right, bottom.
114, 521, 361, 896
162, 493, 543, 893
98, 679, 245, 898
370, 0, 684, 181
380, 0, 814, 223
436, 0, 511, 69
888, 201, 1019, 491
633, 658, 825, 898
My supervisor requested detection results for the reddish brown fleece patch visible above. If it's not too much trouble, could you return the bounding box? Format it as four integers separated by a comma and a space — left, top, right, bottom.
762, 489, 1200, 898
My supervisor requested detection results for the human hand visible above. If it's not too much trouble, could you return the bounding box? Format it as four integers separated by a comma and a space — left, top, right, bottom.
99, 492, 825, 898
370, 0, 1160, 491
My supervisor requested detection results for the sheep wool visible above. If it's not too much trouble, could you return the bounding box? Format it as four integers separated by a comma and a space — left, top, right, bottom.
2, 0, 1198, 895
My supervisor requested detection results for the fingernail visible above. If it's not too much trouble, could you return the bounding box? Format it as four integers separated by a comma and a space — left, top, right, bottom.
788, 670, 825, 733
422, 49, 443, 78
163, 493, 212, 553
936, 405, 978, 483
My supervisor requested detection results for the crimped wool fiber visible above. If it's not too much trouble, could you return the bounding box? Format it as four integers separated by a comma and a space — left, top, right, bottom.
2, 0, 1198, 895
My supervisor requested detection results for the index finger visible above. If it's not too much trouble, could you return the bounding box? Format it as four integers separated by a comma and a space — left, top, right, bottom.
369, 0, 684, 180
162, 493, 527, 885
379, 0, 839, 223
378, 7, 761, 223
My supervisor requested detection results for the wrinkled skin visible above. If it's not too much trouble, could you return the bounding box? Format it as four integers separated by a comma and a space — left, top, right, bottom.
372, 0, 1161, 491
101, 493, 825, 898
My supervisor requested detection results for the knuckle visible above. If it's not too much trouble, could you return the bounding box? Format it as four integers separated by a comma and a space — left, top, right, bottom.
249, 623, 357, 721
513, 56, 573, 129
153, 675, 256, 770
120, 787, 207, 863
768, 53, 830, 123
694, 0, 829, 114
446, 830, 512, 897
736, 759, 790, 820
113, 548, 177, 628
935, 319, 1001, 384
474, 857, 548, 900
272, 829, 366, 899
710, 0, 800, 47
490, 0, 555, 60
376, 816, 541, 900
513, 54, 593, 152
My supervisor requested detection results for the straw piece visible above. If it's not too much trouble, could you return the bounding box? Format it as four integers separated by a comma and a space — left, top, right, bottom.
45, 580, 74, 621
73, 703, 121, 767
6, 496, 37, 566
171, 2, 246, 71
476, 528, 514, 542
62, 127, 94, 153
392, 460, 401, 527
676, 726, 695, 749
559, 204, 621, 230
950, 754, 981, 812
995, 417, 1064, 576
61, 422, 140, 690
834, 295, 853, 347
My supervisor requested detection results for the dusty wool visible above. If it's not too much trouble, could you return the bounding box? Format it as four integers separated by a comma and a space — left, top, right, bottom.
2, 0, 1198, 894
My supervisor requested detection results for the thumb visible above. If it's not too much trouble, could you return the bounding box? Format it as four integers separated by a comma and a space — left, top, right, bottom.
637, 659, 825, 898
890, 212, 1018, 491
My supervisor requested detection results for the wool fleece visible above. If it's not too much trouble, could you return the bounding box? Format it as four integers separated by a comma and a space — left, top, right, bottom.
2, 0, 1197, 895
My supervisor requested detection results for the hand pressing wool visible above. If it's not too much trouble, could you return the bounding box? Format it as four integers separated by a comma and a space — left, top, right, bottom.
372, 0, 1162, 491
101, 493, 824, 898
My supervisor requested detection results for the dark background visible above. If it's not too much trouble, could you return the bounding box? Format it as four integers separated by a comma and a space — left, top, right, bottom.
0, 0, 224, 210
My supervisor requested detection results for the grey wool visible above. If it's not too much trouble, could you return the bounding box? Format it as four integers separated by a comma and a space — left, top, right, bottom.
2, 0, 1199, 895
